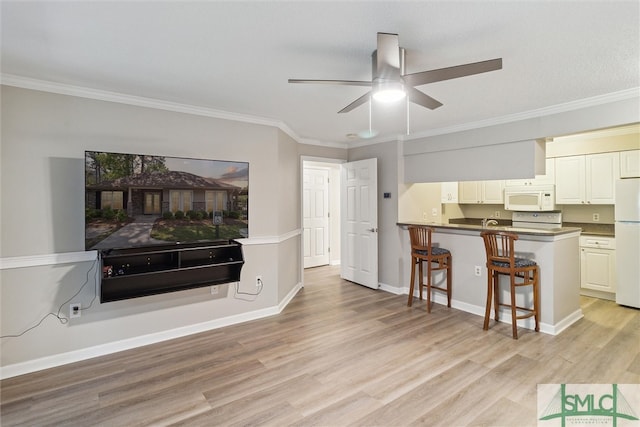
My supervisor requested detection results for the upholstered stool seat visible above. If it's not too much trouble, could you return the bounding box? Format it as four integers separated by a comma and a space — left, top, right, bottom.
407, 226, 452, 312
480, 231, 540, 339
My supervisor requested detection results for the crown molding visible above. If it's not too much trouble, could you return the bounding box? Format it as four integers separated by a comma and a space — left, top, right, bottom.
3, 74, 637, 149
347, 87, 640, 148
298, 137, 348, 150
0, 73, 316, 146
403, 87, 640, 141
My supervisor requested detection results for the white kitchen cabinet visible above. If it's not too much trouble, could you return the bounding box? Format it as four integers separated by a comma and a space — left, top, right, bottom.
580, 236, 616, 295
620, 150, 640, 178
505, 158, 555, 186
458, 180, 504, 204
555, 152, 619, 205
440, 182, 459, 203
458, 181, 481, 204
555, 155, 586, 204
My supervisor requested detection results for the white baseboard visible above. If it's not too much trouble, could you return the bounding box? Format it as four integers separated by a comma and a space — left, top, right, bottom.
378, 282, 403, 295
389, 286, 584, 336
0, 282, 303, 380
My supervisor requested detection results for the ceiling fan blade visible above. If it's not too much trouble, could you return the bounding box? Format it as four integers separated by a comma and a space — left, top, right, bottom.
403, 58, 503, 87
288, 79, 372, 87
374, 32, 401, 80
407, 87, 443, 110
338, 91, 371, 114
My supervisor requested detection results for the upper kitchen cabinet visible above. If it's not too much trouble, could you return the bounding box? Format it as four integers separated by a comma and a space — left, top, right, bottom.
441, 182, 459, 204
458, 180, 504, 204
555, 152, 620, 205
620, 150, 640, 178
505, 158, 555, 186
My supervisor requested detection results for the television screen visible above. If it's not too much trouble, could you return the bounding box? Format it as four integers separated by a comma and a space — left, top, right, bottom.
85, 151, 248, 251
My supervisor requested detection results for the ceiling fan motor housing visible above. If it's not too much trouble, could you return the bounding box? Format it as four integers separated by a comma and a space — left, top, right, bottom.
288, 31, 502, 113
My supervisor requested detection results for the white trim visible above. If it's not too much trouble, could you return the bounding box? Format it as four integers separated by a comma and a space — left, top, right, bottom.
298, 138, 348, 150
0, 231, 301, 269
547, 309, 584, 335
379, 282, 403, 295
403, 88, 640, 141
391, 286, 584, 336
0, 74, 334, 148
4, 74, 635, 150
237, 228, 301, 246
0, 281, 304, 380
278, 281, 304, 312
0, 251, 98, 270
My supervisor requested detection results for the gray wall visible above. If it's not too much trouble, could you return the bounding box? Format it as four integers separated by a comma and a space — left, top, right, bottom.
348, 140, 403, 290
403, 97, 639, 183
0, 86, 343, 374
1, 83, 637, 375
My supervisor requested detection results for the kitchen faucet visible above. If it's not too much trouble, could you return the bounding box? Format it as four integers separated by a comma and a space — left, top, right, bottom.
482, 218, 499, 228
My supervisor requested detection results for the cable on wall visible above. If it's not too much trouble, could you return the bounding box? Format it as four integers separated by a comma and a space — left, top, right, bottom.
0, 257, 99, 339
234, 277, 264, 301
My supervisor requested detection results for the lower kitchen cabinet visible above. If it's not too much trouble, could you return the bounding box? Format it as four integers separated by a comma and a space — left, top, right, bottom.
580, 235, 616, 299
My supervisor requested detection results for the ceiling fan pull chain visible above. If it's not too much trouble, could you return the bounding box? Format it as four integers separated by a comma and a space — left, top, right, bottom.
406, 96, 410, 135
369, 95, 373, 136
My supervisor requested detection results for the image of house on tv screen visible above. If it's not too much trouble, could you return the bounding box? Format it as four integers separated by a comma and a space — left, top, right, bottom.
85, 151, 248, 251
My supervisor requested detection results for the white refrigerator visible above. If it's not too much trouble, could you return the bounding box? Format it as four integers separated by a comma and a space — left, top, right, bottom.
615, 178, 640, 308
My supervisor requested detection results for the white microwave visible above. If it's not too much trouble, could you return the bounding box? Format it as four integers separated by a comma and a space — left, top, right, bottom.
504, 185, 555, 211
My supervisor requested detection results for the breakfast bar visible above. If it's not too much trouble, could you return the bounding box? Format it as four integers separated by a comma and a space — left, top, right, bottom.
397, 221, 583, 335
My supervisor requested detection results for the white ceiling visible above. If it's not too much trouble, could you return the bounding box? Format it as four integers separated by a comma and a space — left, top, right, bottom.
2, 1, 639, 146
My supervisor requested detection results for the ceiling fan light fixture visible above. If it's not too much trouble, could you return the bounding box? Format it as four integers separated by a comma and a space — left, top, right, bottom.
372, 80, 406, 103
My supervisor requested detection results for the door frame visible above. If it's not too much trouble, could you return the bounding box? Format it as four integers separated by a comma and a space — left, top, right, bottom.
300, 156, 345, 286
303, 166, 330, 268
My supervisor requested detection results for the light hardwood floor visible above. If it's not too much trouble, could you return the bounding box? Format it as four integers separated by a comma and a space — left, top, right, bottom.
1, 265, 639, 426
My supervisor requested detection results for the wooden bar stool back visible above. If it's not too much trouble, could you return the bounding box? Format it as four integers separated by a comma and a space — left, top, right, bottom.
480, 230, 540, 339
407, 226, 452, 312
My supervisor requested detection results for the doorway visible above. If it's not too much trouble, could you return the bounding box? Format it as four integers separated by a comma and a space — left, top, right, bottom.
144, 192, 162, 215
301, 159, 342, 269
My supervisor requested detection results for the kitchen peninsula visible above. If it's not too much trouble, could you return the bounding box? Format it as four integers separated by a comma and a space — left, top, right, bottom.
397, 221, 583, 335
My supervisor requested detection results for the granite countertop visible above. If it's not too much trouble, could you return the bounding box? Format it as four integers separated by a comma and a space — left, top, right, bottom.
447, 217, 615, 237
563, 222, 615, 237
397, 220, 582, 237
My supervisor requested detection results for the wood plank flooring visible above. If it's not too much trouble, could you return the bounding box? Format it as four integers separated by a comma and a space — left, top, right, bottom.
1, 265, 639, 426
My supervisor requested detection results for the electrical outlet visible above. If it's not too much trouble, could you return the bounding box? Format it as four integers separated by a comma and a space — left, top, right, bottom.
70, 303, 81, 318
474, 266, 482, 277
422, 211, 428, 220
593, 213, 600, 222
210, 286, 219, 295
431, 207, 438, 217
256, 275, 262, 288
494, 211, 501, 218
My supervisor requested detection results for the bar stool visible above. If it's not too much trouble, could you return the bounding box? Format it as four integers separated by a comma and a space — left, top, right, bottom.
480, 230, 540, 339
407, 225, 452, 312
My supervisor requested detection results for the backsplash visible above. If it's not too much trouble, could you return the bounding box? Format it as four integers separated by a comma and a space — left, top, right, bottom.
457, 203, 614, 224
558, 204, 615, 223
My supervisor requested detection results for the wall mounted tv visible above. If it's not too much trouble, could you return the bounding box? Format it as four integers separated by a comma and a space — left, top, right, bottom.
85, 151, 248, 252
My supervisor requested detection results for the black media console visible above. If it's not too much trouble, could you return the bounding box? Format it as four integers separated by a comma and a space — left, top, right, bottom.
100, 240, 244, 302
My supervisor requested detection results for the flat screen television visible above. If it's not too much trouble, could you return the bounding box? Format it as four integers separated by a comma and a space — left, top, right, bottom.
85, 151, 248, 251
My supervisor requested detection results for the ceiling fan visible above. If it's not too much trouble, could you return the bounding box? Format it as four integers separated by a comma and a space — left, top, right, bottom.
289, 32, 502, 114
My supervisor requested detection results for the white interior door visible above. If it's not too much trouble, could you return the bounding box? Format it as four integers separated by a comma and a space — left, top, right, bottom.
340, 158, 378, 289
303, 167, 330, 268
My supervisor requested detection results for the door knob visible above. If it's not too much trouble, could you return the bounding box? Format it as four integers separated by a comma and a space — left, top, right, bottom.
367, 228, 378, 232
